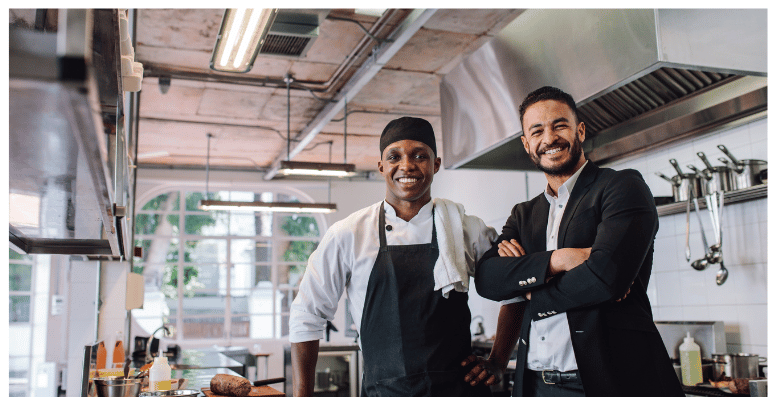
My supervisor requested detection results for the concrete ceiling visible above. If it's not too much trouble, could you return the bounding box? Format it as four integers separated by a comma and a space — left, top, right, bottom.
130, 9, 522, 175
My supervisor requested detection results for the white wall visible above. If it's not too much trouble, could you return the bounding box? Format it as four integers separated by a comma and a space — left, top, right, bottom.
608, 117, 768, 357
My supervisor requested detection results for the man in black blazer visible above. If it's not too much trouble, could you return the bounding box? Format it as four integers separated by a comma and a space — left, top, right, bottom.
473, 86, 684, 397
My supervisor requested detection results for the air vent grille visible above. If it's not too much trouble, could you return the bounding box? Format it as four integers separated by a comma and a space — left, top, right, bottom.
262, 34, 312, 57
577, 67, 735, 139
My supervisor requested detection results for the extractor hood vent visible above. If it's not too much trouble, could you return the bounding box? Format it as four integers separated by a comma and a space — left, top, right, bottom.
440, 9, 767, 171
578, 67, 735, 140
261, 10, 328, 57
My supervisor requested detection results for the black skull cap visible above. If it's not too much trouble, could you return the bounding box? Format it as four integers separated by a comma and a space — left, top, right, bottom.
379, 117, 437, 156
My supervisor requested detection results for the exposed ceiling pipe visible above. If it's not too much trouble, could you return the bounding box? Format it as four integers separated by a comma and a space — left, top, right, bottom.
264, 9, 438, 180
141, 10, 402, 95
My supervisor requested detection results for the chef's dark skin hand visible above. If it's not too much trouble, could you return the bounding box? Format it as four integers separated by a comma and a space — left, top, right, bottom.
461, 354, 504, 386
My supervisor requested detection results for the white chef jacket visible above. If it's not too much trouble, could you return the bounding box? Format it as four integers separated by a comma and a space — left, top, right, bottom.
289, 199, 515, 343
526, 161, 588, 372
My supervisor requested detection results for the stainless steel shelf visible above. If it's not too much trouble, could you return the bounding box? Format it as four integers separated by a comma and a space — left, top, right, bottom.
656, 184, 767, 217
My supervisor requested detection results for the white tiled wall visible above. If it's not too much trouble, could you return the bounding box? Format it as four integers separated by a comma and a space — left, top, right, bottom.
609, 117, 768, 357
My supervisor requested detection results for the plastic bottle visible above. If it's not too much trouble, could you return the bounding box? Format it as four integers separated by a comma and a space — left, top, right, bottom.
96, 341, 107, 369
148, 354, 172, 391
680, 331, 703, 386
113, 332, 125, 368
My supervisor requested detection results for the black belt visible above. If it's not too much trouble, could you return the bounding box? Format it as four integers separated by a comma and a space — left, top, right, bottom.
527, 369, 581, 385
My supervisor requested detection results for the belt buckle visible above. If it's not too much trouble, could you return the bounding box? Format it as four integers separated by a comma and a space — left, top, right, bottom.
541, 370, 557, 385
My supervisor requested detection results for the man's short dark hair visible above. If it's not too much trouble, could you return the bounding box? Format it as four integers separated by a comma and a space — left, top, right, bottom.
518, 86, 579, 128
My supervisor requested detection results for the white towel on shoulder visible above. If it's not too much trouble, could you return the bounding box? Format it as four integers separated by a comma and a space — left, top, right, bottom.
433, 198, 470, 298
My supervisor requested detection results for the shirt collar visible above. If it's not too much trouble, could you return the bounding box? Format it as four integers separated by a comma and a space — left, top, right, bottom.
383, 200, 433, 222
544, 160, 589, 204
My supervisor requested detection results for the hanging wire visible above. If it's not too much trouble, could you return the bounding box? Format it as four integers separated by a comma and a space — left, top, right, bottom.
328, 141, 333, 202
205, 133, 212, 199
344, 97, 348, 164
285, 73, 294, 160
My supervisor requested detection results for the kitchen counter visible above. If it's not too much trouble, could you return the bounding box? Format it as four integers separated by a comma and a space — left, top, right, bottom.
171, 367, 241, 390
168, 348, 247, 376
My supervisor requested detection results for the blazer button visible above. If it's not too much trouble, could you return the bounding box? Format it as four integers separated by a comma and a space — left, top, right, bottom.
531, 277, 537, 283
519, 281, 525, 286
538, 313, 543, 317
527, 278, 533, 283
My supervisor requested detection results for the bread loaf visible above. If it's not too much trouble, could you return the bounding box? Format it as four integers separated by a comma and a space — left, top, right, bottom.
210, 374, 251, 396
728, 378, 750, 395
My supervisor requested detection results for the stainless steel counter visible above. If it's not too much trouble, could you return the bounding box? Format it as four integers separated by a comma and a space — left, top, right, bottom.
167, 348, 246, 377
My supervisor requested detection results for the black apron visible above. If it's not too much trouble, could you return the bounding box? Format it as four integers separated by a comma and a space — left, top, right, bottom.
359, 203, 492, 397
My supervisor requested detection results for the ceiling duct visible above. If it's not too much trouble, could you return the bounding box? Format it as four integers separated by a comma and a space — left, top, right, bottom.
261, 10, 329, 57
440, 9, 767, 170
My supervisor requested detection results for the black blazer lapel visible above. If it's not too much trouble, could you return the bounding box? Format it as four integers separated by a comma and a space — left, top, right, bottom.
530, 194, 549, 253
558, 161, 599, 248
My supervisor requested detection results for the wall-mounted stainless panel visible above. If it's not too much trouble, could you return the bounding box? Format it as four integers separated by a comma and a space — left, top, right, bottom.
657, 9, 767, 75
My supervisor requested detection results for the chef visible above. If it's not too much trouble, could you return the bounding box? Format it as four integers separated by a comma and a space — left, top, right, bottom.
289, 117, 525, 397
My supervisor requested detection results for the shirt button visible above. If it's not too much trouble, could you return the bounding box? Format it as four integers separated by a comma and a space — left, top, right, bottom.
385, 225, 393, 231
541, 337, 545, 341
559, 204, 563, 208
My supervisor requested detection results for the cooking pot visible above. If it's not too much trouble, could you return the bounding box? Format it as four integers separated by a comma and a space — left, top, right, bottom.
731, 354, 765, 379
718, 145, 768, 190
690, 152, 733, 194
712, 353, 766, 379
657, 159, 703, 202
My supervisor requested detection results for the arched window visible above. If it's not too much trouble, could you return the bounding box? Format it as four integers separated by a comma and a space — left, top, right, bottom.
131, 187, 325, 343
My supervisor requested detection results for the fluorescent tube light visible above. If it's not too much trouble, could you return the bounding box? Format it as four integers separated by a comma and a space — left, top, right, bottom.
210, 9, 278, 73
266, 160, 357, 180
199, 200, 337, 213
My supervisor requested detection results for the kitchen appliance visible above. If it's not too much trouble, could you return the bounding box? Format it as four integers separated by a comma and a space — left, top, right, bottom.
440, 9, 767, 171
718, 145, 768, 190
284, 344, 360, 397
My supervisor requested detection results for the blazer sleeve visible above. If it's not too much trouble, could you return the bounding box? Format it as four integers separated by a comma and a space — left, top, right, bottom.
528, 170, 658, 319
475, 202, 552, 302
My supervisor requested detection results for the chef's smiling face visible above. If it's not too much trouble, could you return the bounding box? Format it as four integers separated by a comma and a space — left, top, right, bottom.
379, 139, 441, 208
521, 99, 586, 177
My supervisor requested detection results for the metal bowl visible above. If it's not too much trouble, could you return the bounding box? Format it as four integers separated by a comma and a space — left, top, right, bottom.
139, 390, 201, 397
93, 377, 142, 397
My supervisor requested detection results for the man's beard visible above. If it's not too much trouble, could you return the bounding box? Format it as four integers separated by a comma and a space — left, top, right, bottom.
530, 138, 583, 176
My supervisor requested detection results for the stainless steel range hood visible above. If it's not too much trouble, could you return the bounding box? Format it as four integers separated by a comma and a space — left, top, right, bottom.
440, 9, 767, 170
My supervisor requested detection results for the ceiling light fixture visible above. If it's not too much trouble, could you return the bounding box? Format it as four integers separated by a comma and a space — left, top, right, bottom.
265, 87, 357, 180
198, 132, 337, 213
210, 8, 278, 73
274, 160, 356, 177
198, 200, 337, 213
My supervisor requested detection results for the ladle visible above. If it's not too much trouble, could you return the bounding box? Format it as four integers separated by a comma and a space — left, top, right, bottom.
716, 261, 729, 285
685, 187, 692, 261
690, 196, 711, 271
706, 191, 728, 285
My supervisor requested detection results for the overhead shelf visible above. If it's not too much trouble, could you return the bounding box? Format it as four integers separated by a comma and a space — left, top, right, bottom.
656, 184, 767, 217
9, 10, 133, 258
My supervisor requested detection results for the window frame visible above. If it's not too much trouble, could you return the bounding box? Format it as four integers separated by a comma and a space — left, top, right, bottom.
132, 185, 326, 344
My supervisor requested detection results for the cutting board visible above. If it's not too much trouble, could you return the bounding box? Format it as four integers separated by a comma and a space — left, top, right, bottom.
201, 386, 285, 397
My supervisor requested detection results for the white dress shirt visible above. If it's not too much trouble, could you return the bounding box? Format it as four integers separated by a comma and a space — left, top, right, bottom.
289, 199, 513, 343
526, 161, 588, 372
